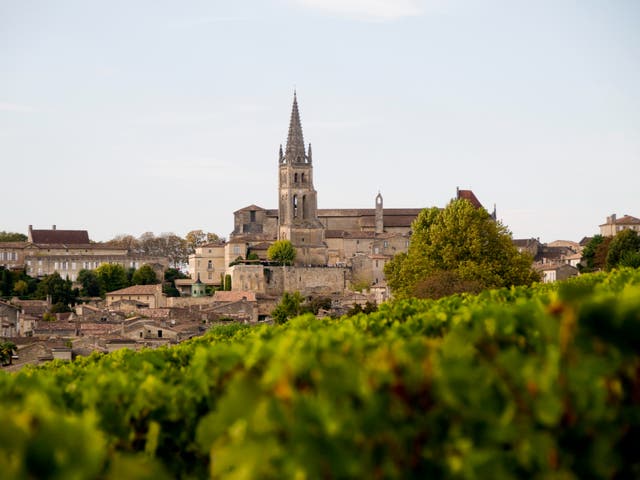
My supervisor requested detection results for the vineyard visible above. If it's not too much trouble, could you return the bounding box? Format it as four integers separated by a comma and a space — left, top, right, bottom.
1, 269, 639, 479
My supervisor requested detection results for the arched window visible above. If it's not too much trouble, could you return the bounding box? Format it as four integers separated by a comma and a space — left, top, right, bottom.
293, 195, 298, 218
294, 173, 298, 183
302, 195, 307, 219
301, 173, 305, 183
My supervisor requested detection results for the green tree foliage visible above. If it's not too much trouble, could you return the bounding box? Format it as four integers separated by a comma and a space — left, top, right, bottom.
605, 229, 640, 271
12, 279, 29, 297
0, 341, 17, 365
579, 235, 604, 272
385, 199, 538, 299
267, 240, 296, 266
0, 231, 27, 242
131, 264, 159, 285
1, 270, 640, 477
35, 272, 75, 306
95, 264, 128, 294
271, 291, 304, 324
77, 269, 102, 297
163, 268, 188, 297
224, 274, 232, 291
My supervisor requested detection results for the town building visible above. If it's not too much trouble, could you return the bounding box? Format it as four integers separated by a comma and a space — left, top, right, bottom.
0, 225, 168, 281
599, 214, 640, 237
187, 92, 491, 293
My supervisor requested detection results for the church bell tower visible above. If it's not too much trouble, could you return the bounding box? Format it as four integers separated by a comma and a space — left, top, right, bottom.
278, 92, 327, 266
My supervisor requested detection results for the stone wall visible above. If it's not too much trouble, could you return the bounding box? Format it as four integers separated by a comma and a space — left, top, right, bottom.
230, 264, 350, 296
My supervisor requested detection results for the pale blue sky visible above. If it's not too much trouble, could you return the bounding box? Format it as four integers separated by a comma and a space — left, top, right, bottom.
2, 0, 639, 243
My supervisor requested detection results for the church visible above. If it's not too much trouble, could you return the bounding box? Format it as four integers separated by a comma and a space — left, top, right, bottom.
188, 92, 489, 295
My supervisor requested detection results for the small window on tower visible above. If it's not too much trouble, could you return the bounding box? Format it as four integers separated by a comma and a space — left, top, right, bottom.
250, 210, 256, 222
294, 173, 298, 183
301, 173, 305, 183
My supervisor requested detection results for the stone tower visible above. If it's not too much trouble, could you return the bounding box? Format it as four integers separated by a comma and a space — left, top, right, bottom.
278, 92, 327, 266
375, 192, 384, 234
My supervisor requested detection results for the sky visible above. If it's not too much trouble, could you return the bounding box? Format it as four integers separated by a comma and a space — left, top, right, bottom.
2, 0, 639, 243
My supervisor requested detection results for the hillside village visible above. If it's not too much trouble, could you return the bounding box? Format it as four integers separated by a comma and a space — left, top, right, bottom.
1, 94, 639, 369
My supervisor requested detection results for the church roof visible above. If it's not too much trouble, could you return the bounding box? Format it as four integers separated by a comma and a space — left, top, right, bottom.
284, 91, 308, 164
234, 204, 266, 214
456, 189, 483, 209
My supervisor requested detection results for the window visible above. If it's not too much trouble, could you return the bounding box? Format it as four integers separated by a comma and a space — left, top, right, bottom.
71, 262, 76, 270
207, 260, 212, 269
301, 173, 305, 183
294, 173, 298, 183
383, 241, 388, 248
293, 195, 298, 218
250, 210, 256, 222
208, 272, 213, 280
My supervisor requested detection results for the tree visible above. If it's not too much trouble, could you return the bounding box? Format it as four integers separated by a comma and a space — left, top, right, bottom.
12, 279, 29, 297
579, 235, 605, 273
385, 199, 539, 299
267, 240, 297, 266
77, 269, 102, 297
0, 341, 17, 366
35, 272, 75, 306
95, 263, 128, 294
606, 229, 640, 271
0, 231, 27, 242
105, 234, 140, 252
132, 264, 159, 285
271, 291, 304, 324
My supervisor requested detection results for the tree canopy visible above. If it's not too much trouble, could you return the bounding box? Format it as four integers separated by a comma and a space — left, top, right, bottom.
0, 231, 27, 242
606, 229, 640, 270
385, 199, 539, 299
267, 240, 297, 266
95, 264, 128, 294
131, 264, 159, 285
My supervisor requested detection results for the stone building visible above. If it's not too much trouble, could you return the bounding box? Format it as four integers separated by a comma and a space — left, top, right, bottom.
0, 225, 168, 281
599, 214, 640, 237
221, 92, 490, 290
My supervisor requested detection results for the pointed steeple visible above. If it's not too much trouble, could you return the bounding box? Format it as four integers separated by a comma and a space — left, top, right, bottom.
278, 144, 284, 163
285, 90, 307, 164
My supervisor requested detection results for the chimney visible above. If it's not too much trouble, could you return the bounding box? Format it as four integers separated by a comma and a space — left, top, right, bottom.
52, 225, 57, 230
611, 214, 616, 224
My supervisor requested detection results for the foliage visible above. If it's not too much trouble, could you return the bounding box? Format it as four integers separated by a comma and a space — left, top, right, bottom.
50, 302, 71, 313
0, 231, 27, 242
107, 232, 190, 268
579, 234, 604, 272
346, 300, 378, 316
385, 199, 539, 299
131, 264, 159, 285
95, 264, 128, 294
0, 341, 17, 366
271, 291, 304, 324
606, 229, 640, 271
77, 269, 102, 297
224, 274, 232, 291
1, 270, 640, 478
185, 230, 221, 254
412, 270, 483, 299
163, 268, 188, 297
11, 279, 29, 297
35, 272, 75, 306
267, 240, 296, 266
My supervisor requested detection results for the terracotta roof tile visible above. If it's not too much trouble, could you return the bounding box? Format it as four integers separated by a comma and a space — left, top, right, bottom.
30, 229, 90, 244
107, 285, 161, 295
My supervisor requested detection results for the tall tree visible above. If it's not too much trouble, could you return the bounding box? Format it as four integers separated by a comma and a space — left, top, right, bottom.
606, 229, 640, 271
0, 231, 27, 242
267, 240, 297, 266
95, 264, 128, 294
35, 272, 75, 306
385, 199, 538, 299
77, 269, 102, 297
132, 264, 159, 285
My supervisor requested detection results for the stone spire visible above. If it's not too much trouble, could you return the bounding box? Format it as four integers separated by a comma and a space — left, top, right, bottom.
285, 91, 307, 164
